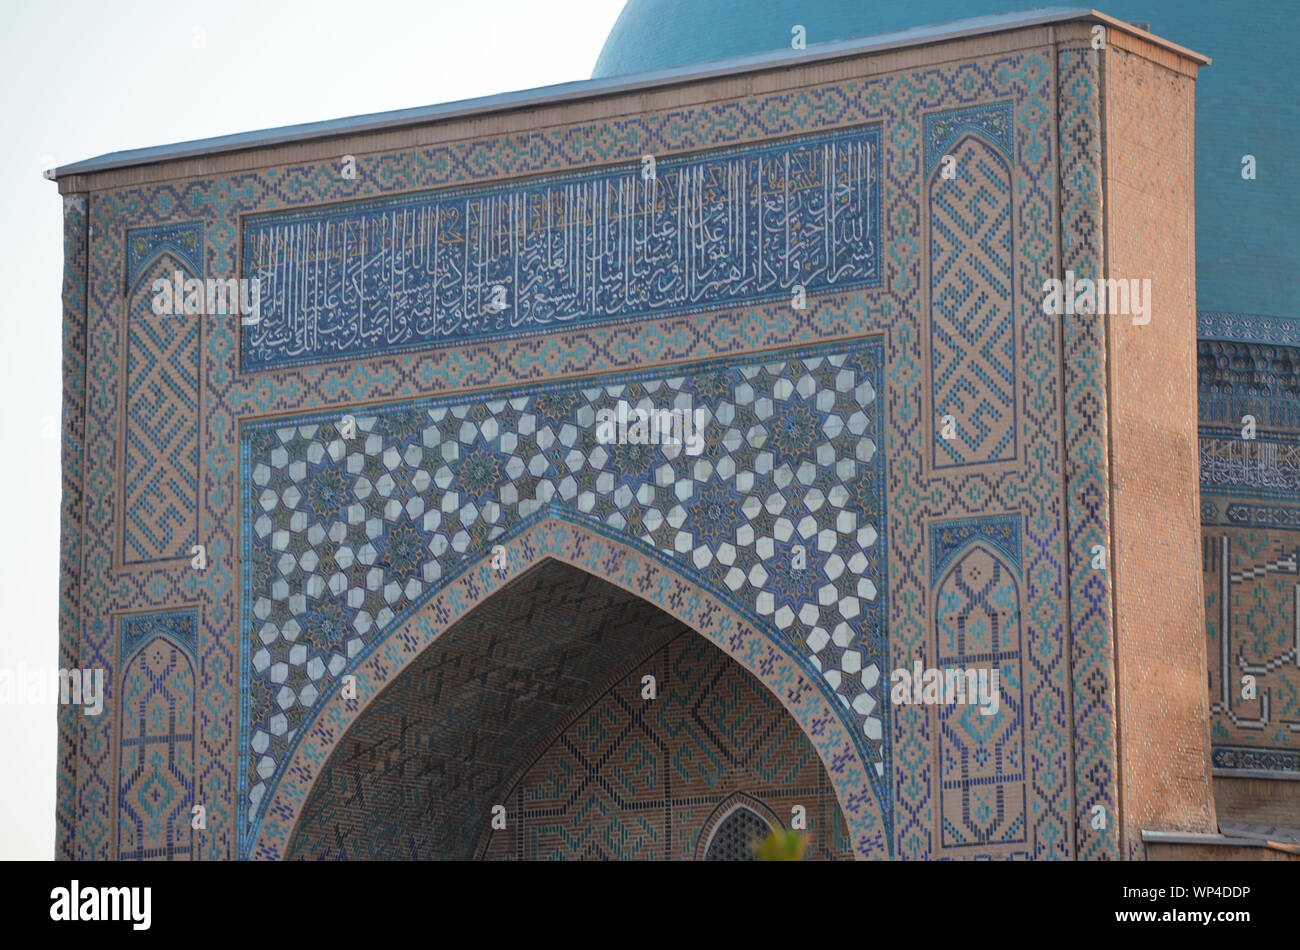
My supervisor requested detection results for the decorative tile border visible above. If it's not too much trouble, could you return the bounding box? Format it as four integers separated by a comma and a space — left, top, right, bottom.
57, 194, 88, 860
1058, 46, 1120, 860
1200, 433, 1300, 498
1212, 746, 1300, 774
1202, 500, 1300, 531
1198, 311, 1300, 346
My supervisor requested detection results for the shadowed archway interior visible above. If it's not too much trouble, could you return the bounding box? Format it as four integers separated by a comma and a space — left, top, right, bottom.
286, 559, 851, 860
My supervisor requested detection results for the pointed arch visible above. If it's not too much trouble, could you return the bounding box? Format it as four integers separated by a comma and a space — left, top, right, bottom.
252, 514, 888, 860
700, 795, 779, 861
124, 222, 204, 298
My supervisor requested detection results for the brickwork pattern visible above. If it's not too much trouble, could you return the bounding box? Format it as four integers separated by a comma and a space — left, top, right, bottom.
1104, 43, 1215, 858
477, 622, 852, 860
1057, 46, 1120, 861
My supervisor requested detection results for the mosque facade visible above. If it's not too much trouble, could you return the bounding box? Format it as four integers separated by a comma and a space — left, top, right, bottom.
48, 5, 1298, 860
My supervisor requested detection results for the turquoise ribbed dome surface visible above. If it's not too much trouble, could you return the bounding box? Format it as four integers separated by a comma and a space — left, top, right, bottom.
593, 2, 1299, 325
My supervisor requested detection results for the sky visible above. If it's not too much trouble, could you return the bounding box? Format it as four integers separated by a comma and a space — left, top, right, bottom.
0, 0, 626, 861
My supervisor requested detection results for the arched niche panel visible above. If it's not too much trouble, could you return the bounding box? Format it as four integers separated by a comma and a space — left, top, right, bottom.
930, 531, 1027, 851
924, 109, 1017, 473
117, 609, 199, 860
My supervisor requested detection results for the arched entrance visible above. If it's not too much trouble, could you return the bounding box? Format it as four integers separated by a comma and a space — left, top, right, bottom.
285, 558, 853, 859
254, 517, 888, 859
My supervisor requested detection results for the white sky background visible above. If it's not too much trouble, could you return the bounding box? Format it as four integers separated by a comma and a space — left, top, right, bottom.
0, 0, 626, 860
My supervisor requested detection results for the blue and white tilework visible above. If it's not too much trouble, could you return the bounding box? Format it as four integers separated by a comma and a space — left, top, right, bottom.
240, 340, 889, 842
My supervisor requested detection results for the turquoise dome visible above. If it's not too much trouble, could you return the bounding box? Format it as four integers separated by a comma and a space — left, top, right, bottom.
593, 2, 1299, 326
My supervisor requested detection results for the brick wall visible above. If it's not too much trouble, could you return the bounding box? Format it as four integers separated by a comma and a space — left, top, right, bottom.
1103, 34, 1216, 855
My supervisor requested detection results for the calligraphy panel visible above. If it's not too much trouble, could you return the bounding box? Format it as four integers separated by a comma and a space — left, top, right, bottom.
240, 126, 880, 371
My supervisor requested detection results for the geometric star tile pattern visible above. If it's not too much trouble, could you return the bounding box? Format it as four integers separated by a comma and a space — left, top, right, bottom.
241, 339, 888, 833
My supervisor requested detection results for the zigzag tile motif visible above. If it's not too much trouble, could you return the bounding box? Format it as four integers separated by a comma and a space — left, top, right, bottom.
57, 195, 88, 860
1058, 47, 1119, 860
